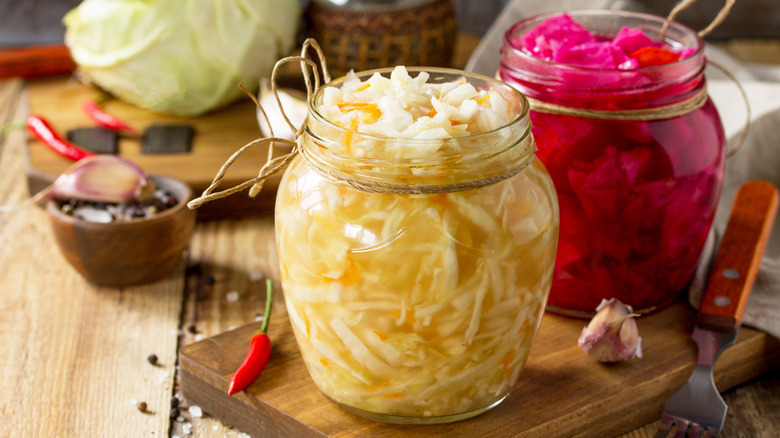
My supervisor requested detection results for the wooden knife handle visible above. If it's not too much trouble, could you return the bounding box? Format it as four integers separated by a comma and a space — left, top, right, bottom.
697, 180, 779, 330
0, 44, 76, 80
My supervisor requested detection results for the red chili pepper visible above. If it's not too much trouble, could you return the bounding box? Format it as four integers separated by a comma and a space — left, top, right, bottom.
629, 47, 681, 68
26, 115, 95, 161
227, 279, 274, 396
83, 99, 137, 134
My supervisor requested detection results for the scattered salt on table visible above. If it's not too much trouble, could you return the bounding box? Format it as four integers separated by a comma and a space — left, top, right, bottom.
226, 291, 240, 302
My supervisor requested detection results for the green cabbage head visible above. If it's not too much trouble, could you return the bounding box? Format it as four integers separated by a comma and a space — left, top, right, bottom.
63, 0, 301, 117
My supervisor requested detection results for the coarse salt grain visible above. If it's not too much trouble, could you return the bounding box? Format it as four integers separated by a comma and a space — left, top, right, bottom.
226, 291, 240, 302
189, 405, 203, 418
72, 205, 114, 223
194, 333, 204, 342
182, 423, 193, 435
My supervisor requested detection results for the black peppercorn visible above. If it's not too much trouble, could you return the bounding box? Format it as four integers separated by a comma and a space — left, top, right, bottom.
147, 354, 158, 365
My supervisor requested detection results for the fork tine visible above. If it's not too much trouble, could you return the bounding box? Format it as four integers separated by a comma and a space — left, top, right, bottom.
670, 421, 687, 438
657, 417, 721, 438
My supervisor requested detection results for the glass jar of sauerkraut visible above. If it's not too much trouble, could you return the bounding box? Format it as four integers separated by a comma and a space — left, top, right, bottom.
274, 67, 559, 424
499, 10, 726, 316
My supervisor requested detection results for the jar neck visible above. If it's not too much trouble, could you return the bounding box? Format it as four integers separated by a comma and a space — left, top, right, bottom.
499, 10, 707, 111
302, 68, 537, 193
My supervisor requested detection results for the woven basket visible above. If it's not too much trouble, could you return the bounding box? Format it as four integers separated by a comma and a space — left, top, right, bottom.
306, 0, 457, 77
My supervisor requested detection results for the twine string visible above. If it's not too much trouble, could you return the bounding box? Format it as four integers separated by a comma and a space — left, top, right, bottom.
709, 60, 750, 158
661, 0, 736, 38
187, 37, 535, 207
526, 86, 709, 121
187, 37, 330, 210
298, 144, 534, 195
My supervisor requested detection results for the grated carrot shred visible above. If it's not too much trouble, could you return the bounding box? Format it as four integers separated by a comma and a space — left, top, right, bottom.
338, 103, 382, 123
357, 82, 371, 91
471, 93, 491, 106
366, 381, 390, 392
343, 117, 360, 151
373, 331, 389, 341
501, 349, 516, 368
384, 392, 406, 399
429, 193, 449, 207
518, 320, 529, 333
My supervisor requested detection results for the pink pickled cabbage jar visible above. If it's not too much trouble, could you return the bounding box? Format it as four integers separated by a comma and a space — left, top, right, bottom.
499, 10, 726, 316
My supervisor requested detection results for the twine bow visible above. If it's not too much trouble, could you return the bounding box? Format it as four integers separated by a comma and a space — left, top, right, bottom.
187, 39, 330, 210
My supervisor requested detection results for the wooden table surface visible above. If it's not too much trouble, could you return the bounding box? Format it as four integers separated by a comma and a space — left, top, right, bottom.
1, 34, 779, 438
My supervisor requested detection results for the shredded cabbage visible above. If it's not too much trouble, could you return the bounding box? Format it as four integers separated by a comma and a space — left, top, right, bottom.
277, 159, 557, 417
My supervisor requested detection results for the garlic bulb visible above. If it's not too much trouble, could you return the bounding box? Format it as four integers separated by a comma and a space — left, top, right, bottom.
257, 78, 309, 141
578, 298, 642, 363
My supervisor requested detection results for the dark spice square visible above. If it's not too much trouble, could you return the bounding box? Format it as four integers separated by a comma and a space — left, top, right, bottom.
142, 124, 194, 154
66, 127, 118, 154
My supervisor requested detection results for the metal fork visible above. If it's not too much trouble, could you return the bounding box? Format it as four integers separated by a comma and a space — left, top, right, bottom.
655, 181, 779, 438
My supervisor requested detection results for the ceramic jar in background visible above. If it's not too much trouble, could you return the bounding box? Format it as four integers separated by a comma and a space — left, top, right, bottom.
499, 10, 727, 316
274, 68, 559, 424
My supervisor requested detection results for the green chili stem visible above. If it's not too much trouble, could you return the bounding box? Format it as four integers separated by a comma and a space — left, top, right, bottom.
259, 279, 273, 334
1, 122, 25, 136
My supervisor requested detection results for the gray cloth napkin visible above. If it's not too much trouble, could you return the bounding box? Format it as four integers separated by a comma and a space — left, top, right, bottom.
466, 0, 780, 339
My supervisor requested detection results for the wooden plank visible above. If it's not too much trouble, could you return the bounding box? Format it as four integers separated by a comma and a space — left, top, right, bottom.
0, 79, 183, 437
179, 300, 780, 438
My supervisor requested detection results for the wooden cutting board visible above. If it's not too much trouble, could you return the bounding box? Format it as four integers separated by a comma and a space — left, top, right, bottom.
179, 300, 780, 437
24, 77, 286, 220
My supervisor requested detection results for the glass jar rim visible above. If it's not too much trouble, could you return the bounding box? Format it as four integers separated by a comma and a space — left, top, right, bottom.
301, 66, 537, 191
502, 9, 705, 74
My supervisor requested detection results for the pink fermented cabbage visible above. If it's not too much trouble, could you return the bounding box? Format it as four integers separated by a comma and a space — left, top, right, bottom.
515, 13, 690, 69
532, 108, 724, 313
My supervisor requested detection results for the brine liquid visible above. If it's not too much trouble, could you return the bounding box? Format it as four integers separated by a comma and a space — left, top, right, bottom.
275, 157, 558, 420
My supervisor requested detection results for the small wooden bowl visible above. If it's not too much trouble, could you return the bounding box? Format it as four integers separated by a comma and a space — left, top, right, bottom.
47, 175, 196, 287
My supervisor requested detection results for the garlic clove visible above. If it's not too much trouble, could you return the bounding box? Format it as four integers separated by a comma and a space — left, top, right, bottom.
257, 78, 309, 141
578, 298, 642, 363
50, 155, 152, 203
